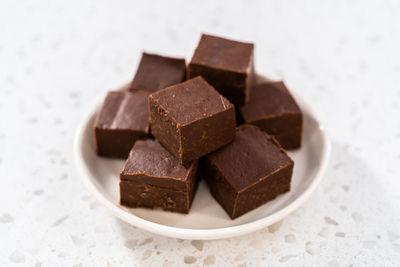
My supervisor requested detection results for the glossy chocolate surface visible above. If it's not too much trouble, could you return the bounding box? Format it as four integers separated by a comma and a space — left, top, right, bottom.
120, 139, 199, 213
240, 82, 302, 149
188, 34, 254, 106
202, 124, 294, 219
130, 53, 186, 93
149, 76, 236, 165
94, 90, 149, 158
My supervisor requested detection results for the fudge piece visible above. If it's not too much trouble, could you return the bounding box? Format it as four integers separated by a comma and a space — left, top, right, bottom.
202, 124, 294, 219
120, 139, 199, 213
94, 90, 149, 158
130, 52, 186, 93
187, 34, 254, 106
240, 82, 302, 149
149, 76, 236, 165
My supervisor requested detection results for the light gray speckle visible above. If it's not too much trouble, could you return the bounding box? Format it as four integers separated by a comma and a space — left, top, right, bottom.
388, 232, 399, 242
70, 91, 80, 98
35, 261, 42, 267
52, 40, 62, 49
89, 201, 100, 209
71, 235, 86, 246
249, 238, 263, 249
9, 251, 25, 263
268, 220, 283, 233
191, 240, 203, 251
167, 29, 177, 41
363, 240, 376, 249
359, 60, 367, 72
141, 250, 152, 261
352, 120, 360, 132
33, 189, 44, 196
367, 33, 382, 43
333, 162, 345, 169
32, 32, 43, 41
58, 251, 68, 257
392, 243, 400, 252
318, 227, 330, 238
25, 248, 39, 255
40, 98, 52, 109
60, 173, 68, 180
329, 195, 338, 203
184, 256, 197, 264
139, 237, 153, 247
47, 149, 60, 156
305, 241, 320, 255
17, 47, 25, 58
324, 216, 339, 226
336, 232, 345, 237
73, 264, 82, 267
203, 255, 215, 265
54, 118, 63, 125
52, 215, 69, 227
25, 66, 33, 74
328, 260, 340, 267
352, 212, 363, 222
163, 260, 174, 267
27, 117, 39, 124
6, 74, 14, 83
124, 239, 138, 250
237, 264, 246, 267
279, 255, 296, 262
342, 185, 350, 192
284, 234, 296, 243
81, 195, 91, 201
234, 253, 244, 261
0, 213, 15, 223
340, 205, 347, 212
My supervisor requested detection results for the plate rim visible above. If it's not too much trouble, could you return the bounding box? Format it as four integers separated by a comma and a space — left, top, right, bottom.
73, 76, 331, 240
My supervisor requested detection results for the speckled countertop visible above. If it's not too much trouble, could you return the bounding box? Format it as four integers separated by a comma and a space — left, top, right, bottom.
1, 0, 400, 266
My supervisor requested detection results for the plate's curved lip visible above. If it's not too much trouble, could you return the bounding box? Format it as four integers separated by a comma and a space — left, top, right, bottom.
73, 77, 331, 240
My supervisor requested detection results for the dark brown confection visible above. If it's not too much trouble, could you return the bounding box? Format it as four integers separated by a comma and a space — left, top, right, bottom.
94, 90, 150, 158
149, 76, 236, 165
187, 34, 254, 106
120, 139, 199, 213
240, 82, 302, 149
202, 124, 294, 219
130, 53, 186, 93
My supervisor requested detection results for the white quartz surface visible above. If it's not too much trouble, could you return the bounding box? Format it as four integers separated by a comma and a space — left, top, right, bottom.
1, 0, 400, 266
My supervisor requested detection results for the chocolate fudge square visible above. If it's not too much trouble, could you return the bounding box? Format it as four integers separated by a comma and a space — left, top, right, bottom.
149, 76, 236, 165
202, 124, 294, 219
120, 139, 199, 213
130, 52, 186, 93
240, 82, 302, 149
94, 90, 149, 158
188, 34, 254, 106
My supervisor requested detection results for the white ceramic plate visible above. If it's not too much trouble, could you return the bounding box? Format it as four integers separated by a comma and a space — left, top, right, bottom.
74, 74, 330, 240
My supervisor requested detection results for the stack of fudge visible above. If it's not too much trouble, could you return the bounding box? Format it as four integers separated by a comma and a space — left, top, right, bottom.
94, 34, 302, 219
